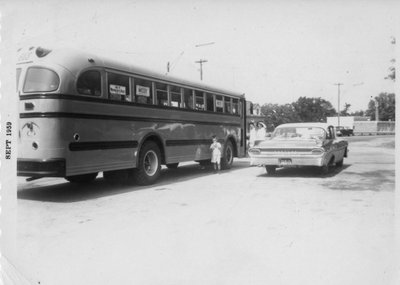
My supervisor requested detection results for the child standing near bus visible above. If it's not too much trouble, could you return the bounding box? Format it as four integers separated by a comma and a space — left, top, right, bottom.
210, 135, 222, 172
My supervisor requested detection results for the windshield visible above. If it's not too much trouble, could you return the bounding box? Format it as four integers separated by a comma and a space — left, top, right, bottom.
271, 127, 326, 140
23, 67, 60, 93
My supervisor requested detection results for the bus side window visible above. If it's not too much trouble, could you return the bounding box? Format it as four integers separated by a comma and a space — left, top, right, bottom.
107, 72, 130, 101
206, 93, 214, 112
183, 88, 194, 109
134, 78, 153, 104
170, 85, 182, 107
77, 70, 101, 96
232, 98, 239, 115
156, 82, 168, 106
216, 95, 224, 113
224, 96, 232, 114
195, 90, 205, 110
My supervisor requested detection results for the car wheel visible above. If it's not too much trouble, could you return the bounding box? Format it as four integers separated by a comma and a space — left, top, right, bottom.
265, 166, 276, 175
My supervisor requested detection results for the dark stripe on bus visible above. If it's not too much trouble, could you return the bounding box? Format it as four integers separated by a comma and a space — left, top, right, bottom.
20, 112, 241, 127
69, 141, 139, 151
165, 139, 214, 146
19, 94, 243, 118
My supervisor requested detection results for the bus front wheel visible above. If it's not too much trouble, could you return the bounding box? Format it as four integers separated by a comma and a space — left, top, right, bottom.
135, 141, 161, 185
221, 140, 234, 170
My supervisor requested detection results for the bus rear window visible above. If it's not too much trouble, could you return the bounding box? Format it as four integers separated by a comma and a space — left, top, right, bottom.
23, 67, 60, 93
16, 68, 22, 91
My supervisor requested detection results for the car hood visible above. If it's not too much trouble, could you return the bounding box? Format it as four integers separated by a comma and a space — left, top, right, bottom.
253, 138, 323, 149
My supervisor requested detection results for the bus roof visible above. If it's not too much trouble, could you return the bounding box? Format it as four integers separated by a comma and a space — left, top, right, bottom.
19, 46, 245, 99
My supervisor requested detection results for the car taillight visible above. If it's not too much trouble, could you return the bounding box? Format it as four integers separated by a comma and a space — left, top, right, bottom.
311, 148, 323, 155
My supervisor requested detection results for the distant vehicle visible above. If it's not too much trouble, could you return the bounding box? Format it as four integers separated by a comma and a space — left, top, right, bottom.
248, 122, 349, 175
336, 126, 354, 136
16, 46, 247, 185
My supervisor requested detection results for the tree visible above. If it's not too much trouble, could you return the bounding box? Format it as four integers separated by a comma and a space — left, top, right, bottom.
385, 37, 396, 81
340, 103, 351, 116
350, 110, 365, 117
365, 93, 395, 121
292, 97, 336, 122
261, 103, 300, 131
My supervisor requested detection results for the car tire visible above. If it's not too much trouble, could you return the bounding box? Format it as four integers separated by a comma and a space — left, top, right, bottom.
265, 166, 276, 175
336, 159, 344, 167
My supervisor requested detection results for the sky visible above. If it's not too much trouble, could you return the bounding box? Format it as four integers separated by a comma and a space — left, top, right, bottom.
2, 0, 398, 112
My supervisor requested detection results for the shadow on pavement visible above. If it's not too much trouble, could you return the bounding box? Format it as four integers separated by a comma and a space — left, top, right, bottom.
17, 159, 251, 203
256, 164, 351, 178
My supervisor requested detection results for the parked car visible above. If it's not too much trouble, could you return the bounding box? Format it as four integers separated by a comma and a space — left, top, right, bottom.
248, 123, 349, 175
336, 126, 354, 136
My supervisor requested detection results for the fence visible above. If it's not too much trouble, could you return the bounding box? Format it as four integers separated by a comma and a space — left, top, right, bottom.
354, 121, 395, 135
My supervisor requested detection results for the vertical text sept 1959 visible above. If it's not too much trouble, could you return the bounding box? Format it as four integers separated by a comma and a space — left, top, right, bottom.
5, 122, 12, 159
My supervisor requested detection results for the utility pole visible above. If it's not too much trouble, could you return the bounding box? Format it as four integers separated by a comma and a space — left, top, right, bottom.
371, 96, 379, 121
334, 83, 343, 127
195, 59, 208, 81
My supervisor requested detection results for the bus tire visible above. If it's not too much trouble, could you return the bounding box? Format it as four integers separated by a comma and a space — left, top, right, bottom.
221, 140, 234, 170
65, 172, 98, 183
166, 163, 179, 169
134, 141, 161, 185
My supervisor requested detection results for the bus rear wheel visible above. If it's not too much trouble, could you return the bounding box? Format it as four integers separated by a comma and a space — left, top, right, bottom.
65, 172, 98, 183
134, 141, 161, 185
221, 140, 234, 170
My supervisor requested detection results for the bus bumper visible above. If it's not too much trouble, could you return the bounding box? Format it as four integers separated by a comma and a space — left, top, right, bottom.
17, 158, 66, 177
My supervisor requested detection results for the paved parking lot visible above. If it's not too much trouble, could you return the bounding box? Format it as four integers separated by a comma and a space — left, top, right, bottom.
14, 135, 396, 285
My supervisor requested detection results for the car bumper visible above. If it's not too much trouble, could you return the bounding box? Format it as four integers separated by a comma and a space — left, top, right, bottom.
249, 154, 326, 167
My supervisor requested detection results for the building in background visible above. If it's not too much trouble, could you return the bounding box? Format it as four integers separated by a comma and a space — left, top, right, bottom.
326, 116, 395, 135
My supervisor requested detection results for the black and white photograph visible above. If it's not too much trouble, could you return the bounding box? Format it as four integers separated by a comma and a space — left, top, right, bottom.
0, 0, 398, 284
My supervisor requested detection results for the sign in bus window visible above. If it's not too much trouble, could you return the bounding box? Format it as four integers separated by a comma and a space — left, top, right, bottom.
108, 72, 130, 101
136, 85, 150, 97
134, 78, 152, 104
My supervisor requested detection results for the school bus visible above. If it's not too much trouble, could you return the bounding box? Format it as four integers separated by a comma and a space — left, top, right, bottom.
17, 46, 247, 185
